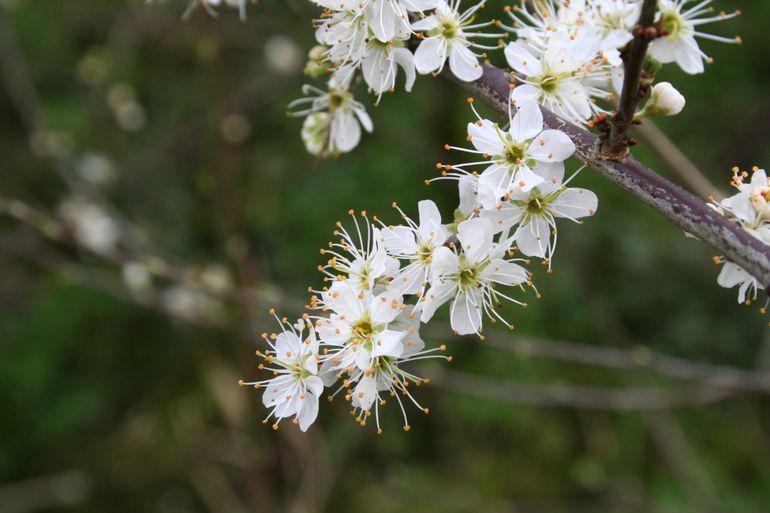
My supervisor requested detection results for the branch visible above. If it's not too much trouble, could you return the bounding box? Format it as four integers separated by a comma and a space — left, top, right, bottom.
450, 65, 770, 290
437, 370, 731, 411
476, 331, 770, 395
604, 0, 658, 158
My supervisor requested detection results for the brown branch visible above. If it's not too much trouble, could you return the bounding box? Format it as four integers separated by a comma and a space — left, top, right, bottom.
604, 0, 658, 158
450, 64, 770, 290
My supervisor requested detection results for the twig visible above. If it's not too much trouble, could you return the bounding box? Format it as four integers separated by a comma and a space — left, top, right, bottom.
644, 411, 727, 513
437, 370, 731, 411
473, 330, 770, 395
636, 120, 723, 200
450, 65, 770, 289
604, 0, 658, 158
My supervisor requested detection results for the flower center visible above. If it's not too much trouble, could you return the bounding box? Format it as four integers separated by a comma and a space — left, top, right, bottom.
503, 143, 526, 164
537, 74, 560, 93
352, 319, 375, 338
417, 243, 434, 263
526, 197, 546, 214
659, 10, 685, 38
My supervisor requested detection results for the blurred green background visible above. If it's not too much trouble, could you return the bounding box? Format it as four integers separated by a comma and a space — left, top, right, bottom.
1, 1, 769, 512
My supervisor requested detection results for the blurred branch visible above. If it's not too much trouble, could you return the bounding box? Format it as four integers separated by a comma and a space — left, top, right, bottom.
474, 330, 770, 395
644, 411, 727, 513
0, 471, 92, 513
0, 197, 300, 312
437, 370, 730, 411
451, 65, 770, 289
636, 120, 723, 200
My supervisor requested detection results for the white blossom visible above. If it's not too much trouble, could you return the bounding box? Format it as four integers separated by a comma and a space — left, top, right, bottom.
290, 83, 373, 156
482, 164, 598, 266
420, 217, 530, 335
240, 314, 323, 432
440, 99, 575, 210
411, 0, 503, 82
380, 200, 450, 295
504, 38, 613, 123
649, 0, 741, 75
717, 261, 759, 305
319, 211, 399, 292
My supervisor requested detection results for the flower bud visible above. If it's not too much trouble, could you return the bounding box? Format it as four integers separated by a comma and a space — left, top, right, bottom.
304, 46, 331, 79
643, 82, 686, 117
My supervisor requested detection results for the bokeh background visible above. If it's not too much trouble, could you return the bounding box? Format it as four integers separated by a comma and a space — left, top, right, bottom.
1, 1, 769, 512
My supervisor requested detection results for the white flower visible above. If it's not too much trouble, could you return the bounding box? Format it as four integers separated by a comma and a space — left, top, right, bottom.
719, 168, 770, 240
320, 307, 448, 432
641, 81, 686, 117
649, 0, 741, 75
504, 39, 612, 123
441, 99, 575, 210
420, 217, 530, 335
363, 0, 439, 42
319, 211, 399, 292
290, 83, 373, 156
58, 196, 121, 255
360, 40, 416, 100
717, 261, 759, 305
241, 314, 324, 432
411, 0, 503, 82
482, 164, 598, 266
313, 281, 406, 373
315, 9, 369, 69
380, 200, 450, 295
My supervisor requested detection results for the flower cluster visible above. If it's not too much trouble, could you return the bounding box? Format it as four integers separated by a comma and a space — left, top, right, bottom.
289, 0, 503, 156
502, 0, 740, 124
712, 167, 770, 305
244, 92, 603, 431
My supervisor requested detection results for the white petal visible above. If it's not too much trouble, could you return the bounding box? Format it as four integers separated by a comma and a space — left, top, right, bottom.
515, 217, 550, 258
382, 225, 418, 254
394, 47, 416, 92
351, 376, 377, 411
430, 246, 460, 278
275, 332, 302, 360
480, 258, 529, 286
297, 392, 320, 431
448, 43, 482, 82
372, 329, 406, 357
332, 110, 361, 152
550, 188, 598, 220
509, 100, 543, 143
419, 278, 456, 323
304, 375, 325, 397
323, 282, 365, 319
526, 129, 575, 163
369, 289, 403, 325
468, 119, 504, 156
504, 41, 542, 76
414, 36, 446, 75
457, 217, 493, 264
450, 288, 483, 335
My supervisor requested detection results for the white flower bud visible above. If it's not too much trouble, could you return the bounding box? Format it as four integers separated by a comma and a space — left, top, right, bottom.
646, 82, 686, 117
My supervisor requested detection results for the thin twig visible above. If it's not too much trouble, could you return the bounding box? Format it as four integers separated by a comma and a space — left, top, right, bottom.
474, 330, 770, 395
437, 370, 731, 411
604, 0, 658, 158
